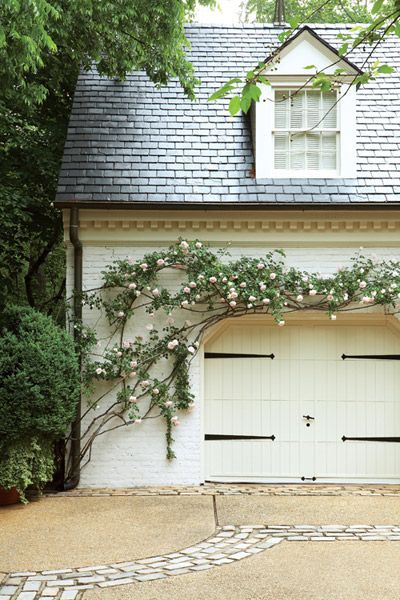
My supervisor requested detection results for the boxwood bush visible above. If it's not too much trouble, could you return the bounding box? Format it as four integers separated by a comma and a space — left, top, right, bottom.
0, 305, 80, 442
0, 437, 55, 502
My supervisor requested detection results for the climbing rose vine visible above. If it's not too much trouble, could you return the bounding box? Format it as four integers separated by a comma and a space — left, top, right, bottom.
75, 240, 400, 469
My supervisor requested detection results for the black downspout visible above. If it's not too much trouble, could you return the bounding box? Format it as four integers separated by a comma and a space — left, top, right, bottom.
64, 207, 82, 490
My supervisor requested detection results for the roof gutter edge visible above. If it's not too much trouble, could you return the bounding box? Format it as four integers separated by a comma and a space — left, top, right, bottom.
55, 201, 400, 211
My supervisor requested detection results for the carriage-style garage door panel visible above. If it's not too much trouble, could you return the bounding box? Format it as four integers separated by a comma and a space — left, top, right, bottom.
204, 324, 400, 483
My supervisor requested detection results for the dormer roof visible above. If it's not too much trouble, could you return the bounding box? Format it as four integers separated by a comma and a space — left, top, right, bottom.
264, 26, 363, 76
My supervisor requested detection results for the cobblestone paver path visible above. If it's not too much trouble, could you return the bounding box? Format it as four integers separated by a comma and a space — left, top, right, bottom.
2, 524, 400, 600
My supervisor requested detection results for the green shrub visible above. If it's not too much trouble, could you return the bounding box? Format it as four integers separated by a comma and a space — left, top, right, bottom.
0, 437, 55, 502
0, 305, 80, 440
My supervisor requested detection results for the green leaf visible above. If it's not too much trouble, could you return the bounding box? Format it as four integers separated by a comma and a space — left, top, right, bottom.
288, 17, 299, 29
257, 75, 270, 86
338, 43, 349, 56
377, 64, 395, 74
240, 95, 252, 114
371, 0, 383, 14
228, 95, 241, 116
304, 65, 316, 70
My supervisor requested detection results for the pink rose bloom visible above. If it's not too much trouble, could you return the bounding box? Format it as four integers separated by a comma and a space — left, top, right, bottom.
130, 360, 138, 368
146, 324, 153, 331
181, 300, 189, 307
309, 289, 317, 296
152, 288, 160, 297
296, 294, 303, 301
269, 273, 276, 280
247, 303, 253, 308
156, 258, 165, 267
188, 346, 195, 354
262, 298, 270, 304
180, 240, 189, 250
222, 277, 228, 283
257, 263, 265, 270
249, 295, 256, 302
239, 282, 246, 288
141, 380, 150, 387
195, 242, 202, 248
153, 388, 160, 395
229, 300, 237, 308
171, 416, 180, 426
95, 367, 103, 375
278, 320, 285, 326
165, 400, 173, 408
117, 311, 125, 317
116, 351, 122, 357
359, 281, 367, 289
167, 340, 179, 350
327, 294, 334, 301
183, 287, 191, 294
330, 314, 337, 320
129, 395, 137, 403
128, 282, 137, 289
129, 371, 137, 378
140, 263, 148, 271
209, 276, 217, 284
134, 418, 142, 424
189, 281, 197, 288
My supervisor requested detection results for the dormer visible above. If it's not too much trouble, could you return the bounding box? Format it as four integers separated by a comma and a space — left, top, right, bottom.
254, 27, 362, 180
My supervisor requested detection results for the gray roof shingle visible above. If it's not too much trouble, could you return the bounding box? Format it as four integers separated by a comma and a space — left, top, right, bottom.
55, 23, 400, 206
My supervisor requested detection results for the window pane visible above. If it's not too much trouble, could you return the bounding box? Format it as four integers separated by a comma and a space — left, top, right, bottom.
290, 91, 305, 129
275, 91, 289, 128
274, 133, 289, 168
306, 91, 321, 129
289, 133, 306, 169
321, 132, 337, 169
321, 91, 337, 128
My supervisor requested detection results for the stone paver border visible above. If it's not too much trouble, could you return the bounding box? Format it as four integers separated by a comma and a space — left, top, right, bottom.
2, 524, 400, 600
45, 483, 400, 497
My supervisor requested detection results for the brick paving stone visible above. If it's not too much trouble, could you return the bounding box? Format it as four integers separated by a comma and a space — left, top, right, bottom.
77, 576, 106, 584
22, 582, 41, 591
40, 590, 58, 597
230, 551, 251, 560
98, 578, 135, 587
1, 588, 18, 595
41, 570, 72, 576
135, 574, 167, 582
164, 562, 194, 571
60, 592, 79, 600
212, 558, 234, 565
17, 593, 37, 600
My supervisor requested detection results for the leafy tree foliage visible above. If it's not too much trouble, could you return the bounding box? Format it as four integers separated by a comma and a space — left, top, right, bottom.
0, 0, 214, 316
242, 0, 371, 23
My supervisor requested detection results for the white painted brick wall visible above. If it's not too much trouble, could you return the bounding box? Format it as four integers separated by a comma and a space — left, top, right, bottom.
66, 236, 400, 488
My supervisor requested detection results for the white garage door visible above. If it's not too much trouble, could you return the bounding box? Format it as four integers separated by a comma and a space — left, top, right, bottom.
204, 323, 400, 483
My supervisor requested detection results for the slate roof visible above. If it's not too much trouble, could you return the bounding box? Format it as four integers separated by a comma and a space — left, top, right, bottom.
56, 24, 400, 207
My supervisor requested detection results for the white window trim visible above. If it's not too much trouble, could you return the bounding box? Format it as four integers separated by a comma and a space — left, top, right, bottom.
254, 81, 357, 180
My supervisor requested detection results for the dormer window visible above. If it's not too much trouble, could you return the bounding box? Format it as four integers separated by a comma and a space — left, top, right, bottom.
253, 27, 361, 180
273, 89, 338, 174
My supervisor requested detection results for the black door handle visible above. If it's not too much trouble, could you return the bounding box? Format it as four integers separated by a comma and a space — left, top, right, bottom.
302, 415, 315, 420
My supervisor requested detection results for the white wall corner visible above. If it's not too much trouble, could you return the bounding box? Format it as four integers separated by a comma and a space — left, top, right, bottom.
254, 84, 274, 180
339, 84, 357, 178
